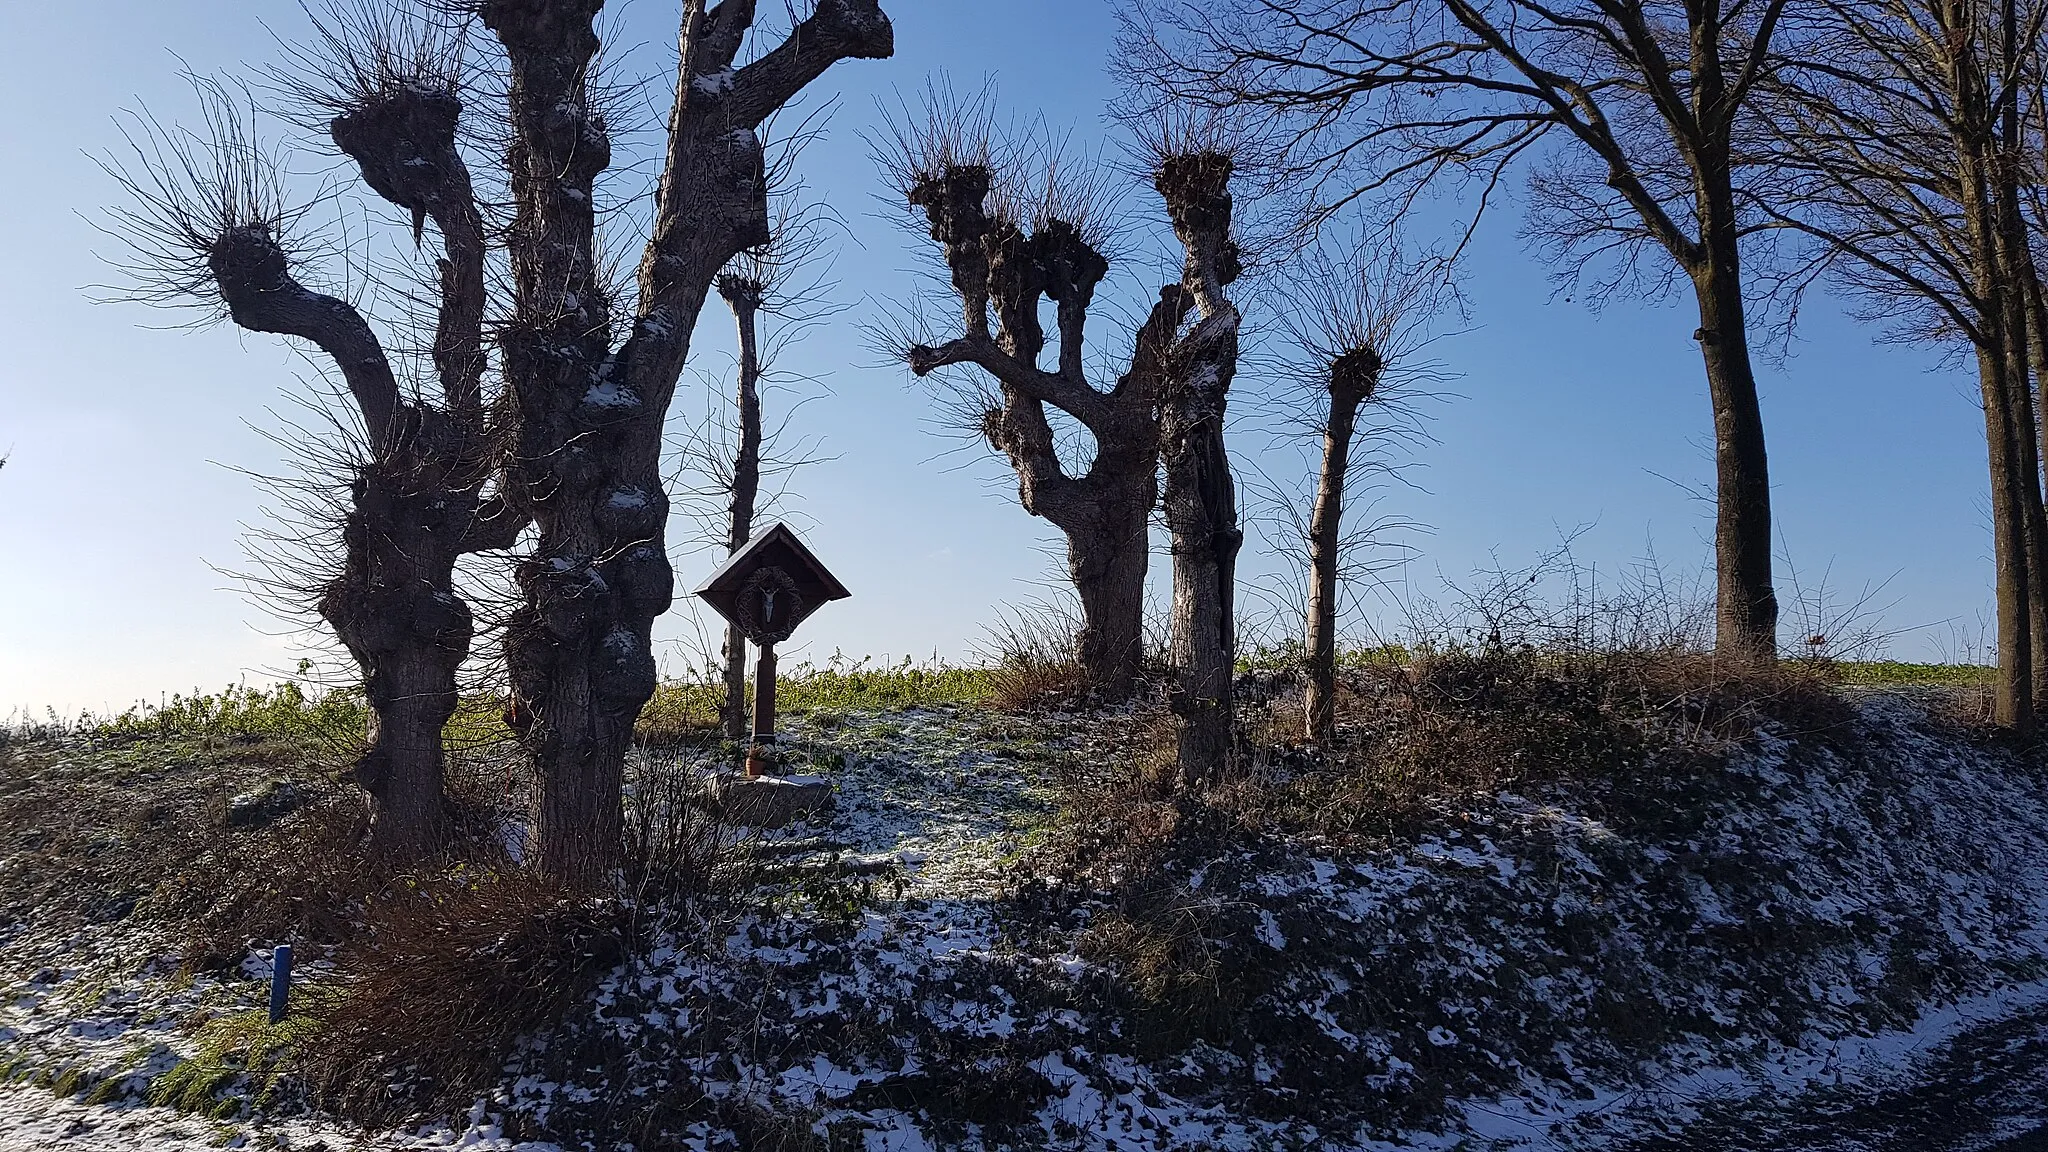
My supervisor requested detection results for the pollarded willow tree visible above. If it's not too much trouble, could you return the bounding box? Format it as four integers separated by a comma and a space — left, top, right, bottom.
485, 0, 891, 888
885, 106, 1248, 777
1123, 0, 1796, 663
1153, 148, 1247, 781
111, 0, 892, 887
105, 25, 517, 861
1274, 241, 1452, 744
881, 113, 1168, 698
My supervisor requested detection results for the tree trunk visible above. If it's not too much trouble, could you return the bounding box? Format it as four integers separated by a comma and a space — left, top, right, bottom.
1999, 217, 2048, 705
1156, 152, 1244, 787
2018, 262, 2048, 704
321, 437, 477, 858
1954, 52, 2035, 732
720, 280, 764, 741
1067, 481, 1153, 695
492, 32, 668, 889
362, 645, 459, 857
1992, 25, 2048, 710
1976, 340, 2036, 730
1691, 166, 1779, 663
1306, 382, 1370, 744
1163, 398, 1241, 783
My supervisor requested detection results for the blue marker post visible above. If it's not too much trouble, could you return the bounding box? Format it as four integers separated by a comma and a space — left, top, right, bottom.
268, 944, 293, 1024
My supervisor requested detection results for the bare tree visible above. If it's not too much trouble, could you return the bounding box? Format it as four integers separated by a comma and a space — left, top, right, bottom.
1275, 240, 1453, 744
112, 0, 892, 888
880, 102, 1167, 698
103, 18, 518, 861
1153, 146, 1247, 782
1760, 0, 2048, 728
477, 0, 890, 887
1123, 0, 1794, 662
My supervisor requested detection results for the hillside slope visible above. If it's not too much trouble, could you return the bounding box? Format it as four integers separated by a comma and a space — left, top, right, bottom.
2, 684, 2046, 1149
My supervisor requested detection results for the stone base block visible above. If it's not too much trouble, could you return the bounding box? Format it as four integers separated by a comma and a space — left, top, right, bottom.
714, 773, 835, 829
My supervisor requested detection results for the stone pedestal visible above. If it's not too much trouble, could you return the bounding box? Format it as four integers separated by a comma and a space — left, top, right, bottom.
713, 773, 834, 829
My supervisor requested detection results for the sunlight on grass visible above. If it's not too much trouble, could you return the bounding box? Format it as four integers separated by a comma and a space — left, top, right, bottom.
65, 658, 998, 749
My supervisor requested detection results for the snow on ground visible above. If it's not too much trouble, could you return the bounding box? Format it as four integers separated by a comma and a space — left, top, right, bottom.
6, 693, 2048, 1149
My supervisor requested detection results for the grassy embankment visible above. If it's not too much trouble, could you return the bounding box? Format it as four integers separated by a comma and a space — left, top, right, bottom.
17, 654, 1986, 749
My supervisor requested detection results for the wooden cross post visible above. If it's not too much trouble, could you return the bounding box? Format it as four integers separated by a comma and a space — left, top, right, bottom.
695, 523, 849, 780
747, 642, 777, 777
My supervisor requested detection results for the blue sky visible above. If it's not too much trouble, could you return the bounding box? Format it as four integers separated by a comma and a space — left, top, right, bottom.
0, 0, 1993, 715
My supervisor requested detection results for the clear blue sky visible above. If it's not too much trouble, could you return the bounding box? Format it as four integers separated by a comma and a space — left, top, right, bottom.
0, 0, 1993, 715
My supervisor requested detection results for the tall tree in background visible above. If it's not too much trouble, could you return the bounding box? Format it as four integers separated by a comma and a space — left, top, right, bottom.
1762, 0, 2048, 729
1123, 0, 1793, 662
482, 0, 890, 887
105, 19, 520, 860
882, 109, 1165, 698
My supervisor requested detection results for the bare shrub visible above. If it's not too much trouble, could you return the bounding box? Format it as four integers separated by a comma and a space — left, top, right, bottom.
167, 737, 522, 973
172, 786, 373, 973
303, 871, 629, 1122
1238, 648, 1849, 843
624, 746, 748, 911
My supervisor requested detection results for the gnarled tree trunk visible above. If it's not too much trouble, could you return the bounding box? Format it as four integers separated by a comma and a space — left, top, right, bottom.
1156, 152, 1243, 785
485, 0, 893, 888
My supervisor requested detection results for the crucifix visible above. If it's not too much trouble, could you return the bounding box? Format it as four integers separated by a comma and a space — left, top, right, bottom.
694, 523, 850, 776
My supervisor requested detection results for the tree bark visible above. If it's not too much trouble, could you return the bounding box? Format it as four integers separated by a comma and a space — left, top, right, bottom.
1305, 358, 1377, 745
1156, 152, 1244, 785
1690, 155, 1780, 663
1162, 376, 1241, 781
1977, 340, 2036, 731
1068, 489, 1152, 692
320, 431, 483, 857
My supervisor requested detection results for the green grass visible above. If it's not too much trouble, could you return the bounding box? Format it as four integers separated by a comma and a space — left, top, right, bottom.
84, 681, 507, 752
68, 660, 999, 752
145, 1002, 332, 1118
93, 682, 368, 744
55, 654, 1992, 754
1829, 661, 1995, 686
637, 659, 997, 740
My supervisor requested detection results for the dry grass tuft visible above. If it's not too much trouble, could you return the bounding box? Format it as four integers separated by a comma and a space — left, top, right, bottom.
981, 606, 1094, 711
1219, 647, 1856, 844
304, 869, 628, 1121
1076, 893, 1250, 1052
